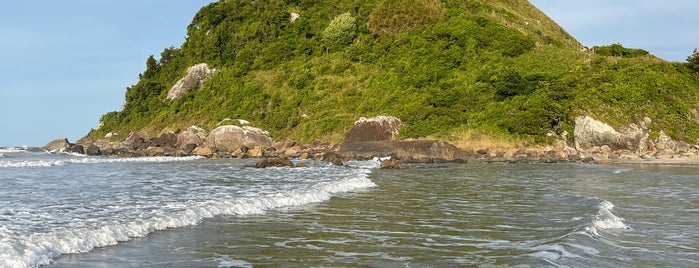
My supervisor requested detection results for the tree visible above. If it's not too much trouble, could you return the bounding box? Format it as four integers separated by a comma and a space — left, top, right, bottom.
688, 48, 699, 73
141, 55, 160, 79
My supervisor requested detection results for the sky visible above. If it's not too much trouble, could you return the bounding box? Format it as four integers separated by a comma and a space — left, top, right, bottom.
1, 1, 697, 147
530, 0, 699, 61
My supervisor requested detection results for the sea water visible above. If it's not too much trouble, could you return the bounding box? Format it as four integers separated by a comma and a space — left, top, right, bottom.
1, 147, 697, 267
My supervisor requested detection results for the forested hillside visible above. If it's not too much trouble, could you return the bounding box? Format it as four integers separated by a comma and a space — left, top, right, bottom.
86, 0, 699, 145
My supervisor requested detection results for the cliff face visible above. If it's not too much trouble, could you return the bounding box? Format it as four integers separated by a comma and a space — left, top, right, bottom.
86, 0, 699, 145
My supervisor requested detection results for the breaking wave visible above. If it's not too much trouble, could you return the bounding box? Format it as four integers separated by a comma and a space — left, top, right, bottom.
0, 156, 204, 168
0, 159, 378, 268
585, 200, 630, 236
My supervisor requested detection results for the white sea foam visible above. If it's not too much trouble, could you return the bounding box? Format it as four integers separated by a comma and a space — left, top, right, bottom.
530, 244, 582, 260
0, 147, 26, 153
585, 200, 630, 236
0, 171, 376, 268
0, 156, 204, 168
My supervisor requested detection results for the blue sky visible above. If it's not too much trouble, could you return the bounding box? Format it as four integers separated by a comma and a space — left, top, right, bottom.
530, 0, 699, 61
1, 1, 697, 147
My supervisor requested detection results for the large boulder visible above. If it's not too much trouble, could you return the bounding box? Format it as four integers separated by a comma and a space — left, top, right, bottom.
150, 131, 178, 148
85, 144, 102, 156
340, 140, 467, 163
166, 63, 219, 100
344, 116, 402, 144
574, 115, 649, 152
175, 126, 207, 151
44, 138, 70, 152
123, 132, 150, 150
205, 125, 272, 154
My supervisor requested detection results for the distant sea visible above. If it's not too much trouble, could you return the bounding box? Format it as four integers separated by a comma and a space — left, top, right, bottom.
1, 147, 697, 267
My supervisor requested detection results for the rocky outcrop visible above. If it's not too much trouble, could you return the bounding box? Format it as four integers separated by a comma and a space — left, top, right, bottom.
340, 115, 467, 163
574, 115, 649, 152
205, 125, 272, 154
44, 138, 71, 152
573, 115, 699, 161
166, 63, 219, 100
341, 140, 467, 163
344, 116, 402, 144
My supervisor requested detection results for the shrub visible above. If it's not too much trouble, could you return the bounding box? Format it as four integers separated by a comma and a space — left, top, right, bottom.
593, 43, 649, 58
322, 12, 357, 49
367, 0, 444, 36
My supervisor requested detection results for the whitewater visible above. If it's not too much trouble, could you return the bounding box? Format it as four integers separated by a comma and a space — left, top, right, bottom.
0, 148, 376, 267
1, 147, 697, 267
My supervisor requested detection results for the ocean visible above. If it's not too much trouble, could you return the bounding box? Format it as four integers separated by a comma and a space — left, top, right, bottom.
1, 147, 697, 267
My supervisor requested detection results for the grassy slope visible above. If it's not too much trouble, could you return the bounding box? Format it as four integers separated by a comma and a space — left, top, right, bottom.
86, 0, 699, 146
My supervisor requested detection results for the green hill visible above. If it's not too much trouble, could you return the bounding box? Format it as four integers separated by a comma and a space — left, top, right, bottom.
86, 0, 699, 147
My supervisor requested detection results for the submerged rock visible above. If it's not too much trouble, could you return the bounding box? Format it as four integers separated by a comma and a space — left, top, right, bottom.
320, 152, 344, 166
254, 157, 294, 168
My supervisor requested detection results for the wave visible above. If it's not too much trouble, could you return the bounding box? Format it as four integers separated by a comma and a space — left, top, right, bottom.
0, 164, 377, 268
0, 147, 27, 153
585, 200, 630, 236
0, 156, 204, 168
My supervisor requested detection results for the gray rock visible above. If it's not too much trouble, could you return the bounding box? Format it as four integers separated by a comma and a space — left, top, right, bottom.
344, 116, 402, 145
44, 138, 70, 152
574, 115, 648, 152
175, 126, 207, 150
67, 144, 85, 154
205, 125, 272, 153
340, 140, 467, 163
166, 63, 219, 100
150, 131, 177, 148
254, 157, 294, 168
85, 144, 102, 156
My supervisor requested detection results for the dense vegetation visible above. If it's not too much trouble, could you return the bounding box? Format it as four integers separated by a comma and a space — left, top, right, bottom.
88, 0, 699, 145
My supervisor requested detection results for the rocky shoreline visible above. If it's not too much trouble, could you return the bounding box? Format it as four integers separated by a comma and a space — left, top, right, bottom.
44, 115, 699, 168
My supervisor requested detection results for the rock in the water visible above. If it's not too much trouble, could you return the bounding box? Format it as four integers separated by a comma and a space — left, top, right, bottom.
44, 138, 70, 152
320, 152, 344, 166
295, 162, 309, 168
67, 144, 85, 154
380, 159, 406, 169
254, 157, 294, 168
166, 63, 219, 100
205, 125, 272, 153
85, 144, 102, 156
344, 116, 402, 144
